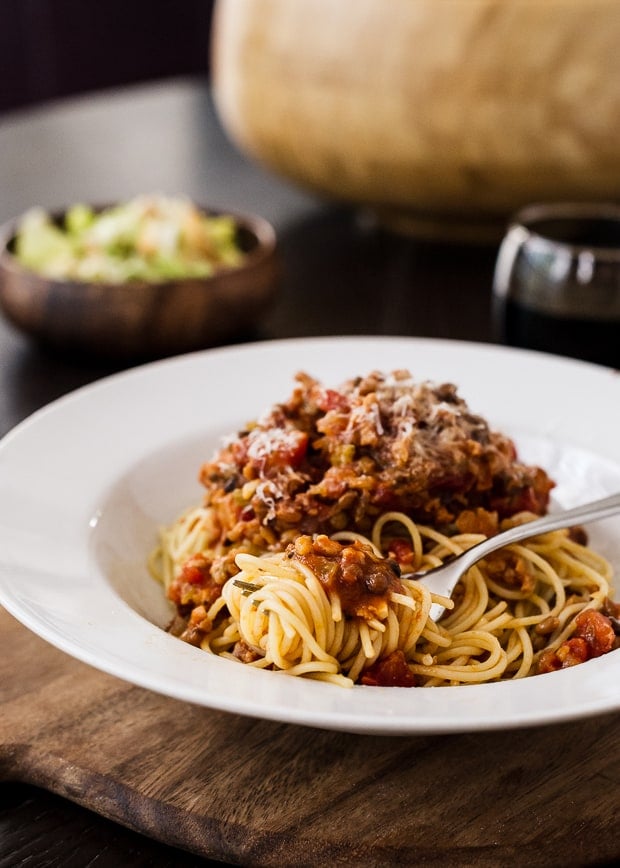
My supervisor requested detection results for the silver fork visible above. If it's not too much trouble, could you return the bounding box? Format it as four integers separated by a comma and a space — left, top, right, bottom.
411, 491, 620, 621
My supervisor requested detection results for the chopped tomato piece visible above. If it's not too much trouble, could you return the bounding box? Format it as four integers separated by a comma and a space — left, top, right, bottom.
386, 537, 416, 567
573, 609, 616, 658
556, 637, 589, 667
167, 553, 222, 612
178, 553, 212, 584
361, 650, 417, 687
316, 388, 350, 413
537, 609, 616, 674
245, 428, 309, 473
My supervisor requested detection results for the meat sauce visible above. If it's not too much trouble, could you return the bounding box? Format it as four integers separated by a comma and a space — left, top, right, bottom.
290, 534, 403, 620
360, 650, 417, 687
537, 609, 618, 673
290, 534, 419, 686
199, 371, 555, 551
165, 371, 618, 685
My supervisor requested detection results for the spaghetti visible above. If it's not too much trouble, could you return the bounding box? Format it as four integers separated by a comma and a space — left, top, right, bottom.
149, 370, 619, 687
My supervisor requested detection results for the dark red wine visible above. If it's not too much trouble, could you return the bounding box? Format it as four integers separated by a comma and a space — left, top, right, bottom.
530, 215, 620, 248
501, 299, 620, 369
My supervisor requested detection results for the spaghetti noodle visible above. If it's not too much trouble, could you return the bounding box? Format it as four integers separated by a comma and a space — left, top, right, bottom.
149, 370, 619, 686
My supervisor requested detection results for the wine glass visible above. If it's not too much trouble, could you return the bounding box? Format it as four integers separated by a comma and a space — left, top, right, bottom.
493, 202, 620, 368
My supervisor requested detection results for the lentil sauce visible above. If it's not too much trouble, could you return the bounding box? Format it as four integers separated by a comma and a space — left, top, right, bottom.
290, 534, 403, 620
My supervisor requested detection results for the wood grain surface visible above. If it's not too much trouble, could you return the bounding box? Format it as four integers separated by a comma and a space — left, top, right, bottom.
1, 606, 618, 866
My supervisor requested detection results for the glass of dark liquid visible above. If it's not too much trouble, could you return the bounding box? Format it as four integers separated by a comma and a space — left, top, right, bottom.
493, 203, 620, 368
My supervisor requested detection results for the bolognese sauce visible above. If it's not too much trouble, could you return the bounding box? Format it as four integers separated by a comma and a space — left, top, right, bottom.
150, 370, 617, 687
290, 534, 403, 620
198, 370, 554, 584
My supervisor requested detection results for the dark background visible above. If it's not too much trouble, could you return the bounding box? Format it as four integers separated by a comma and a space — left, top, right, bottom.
0, 0, 213, 113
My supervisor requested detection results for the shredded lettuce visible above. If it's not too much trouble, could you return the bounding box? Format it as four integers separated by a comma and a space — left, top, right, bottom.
13, 195, 244, 284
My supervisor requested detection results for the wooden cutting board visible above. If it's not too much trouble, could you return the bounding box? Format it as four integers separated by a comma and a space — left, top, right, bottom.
1, 605, 618, 866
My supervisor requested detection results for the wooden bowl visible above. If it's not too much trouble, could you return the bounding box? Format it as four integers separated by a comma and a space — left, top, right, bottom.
212, 0, 620, 241
0, 207, 279, 361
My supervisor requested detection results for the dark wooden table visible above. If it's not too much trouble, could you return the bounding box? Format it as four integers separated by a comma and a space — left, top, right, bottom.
1, 77, 615, 868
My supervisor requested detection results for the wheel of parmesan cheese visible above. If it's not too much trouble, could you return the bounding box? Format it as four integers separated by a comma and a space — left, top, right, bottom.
212, 0, 620, 240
